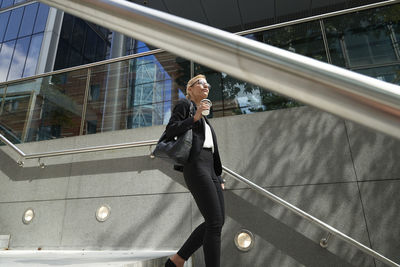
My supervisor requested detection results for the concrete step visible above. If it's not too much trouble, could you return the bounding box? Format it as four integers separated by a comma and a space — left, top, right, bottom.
0, 250, 182, 267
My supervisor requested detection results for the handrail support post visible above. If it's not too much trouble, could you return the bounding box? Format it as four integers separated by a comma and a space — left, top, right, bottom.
320, 232, 332, 248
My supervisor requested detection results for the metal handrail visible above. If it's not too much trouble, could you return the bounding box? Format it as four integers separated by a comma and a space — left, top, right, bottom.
0, 1, 398, 88
0, 134, 25, 158
35, 0, 400, 140
0, 133, 158, 162
1, 133, 398, 266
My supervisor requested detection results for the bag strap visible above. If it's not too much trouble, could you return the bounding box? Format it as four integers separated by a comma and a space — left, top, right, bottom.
189, 101, 194, 117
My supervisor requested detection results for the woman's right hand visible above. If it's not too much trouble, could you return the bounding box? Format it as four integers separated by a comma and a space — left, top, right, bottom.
193, 102, 208, 121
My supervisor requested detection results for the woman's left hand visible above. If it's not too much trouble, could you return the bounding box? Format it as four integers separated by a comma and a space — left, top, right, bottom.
221, 183, 225, 190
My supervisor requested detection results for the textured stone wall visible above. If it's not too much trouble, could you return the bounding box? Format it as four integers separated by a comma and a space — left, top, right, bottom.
0, 106, 399, 267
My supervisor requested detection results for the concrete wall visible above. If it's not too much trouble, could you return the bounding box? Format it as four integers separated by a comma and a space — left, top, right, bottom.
0, 106, 399, 267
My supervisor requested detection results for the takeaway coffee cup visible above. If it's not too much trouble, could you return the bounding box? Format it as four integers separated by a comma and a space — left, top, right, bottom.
200, 99, 212, 116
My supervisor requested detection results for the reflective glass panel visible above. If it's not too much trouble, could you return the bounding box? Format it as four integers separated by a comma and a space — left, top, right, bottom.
393, 23, 400, 57
53, 39, 69, 70
324, 5, 398, 68
7, 36, 30, 80
0, 80, 35, 143
69, 48, 83, 67
19, 69, 88, 142
83, 28, 96, 62
193, 64, 302, 117
125, 39, 157, 55
0, 40, 16, 82
1, 0, 13, 9
249, 20, 327, 62
71, 19, 85, 52
0, 87, 4, 114
4, 7, 23, 41
356, 65, 400, 86
18, 3, 39, 38
0, 11, 11, 42
23, 33, 43, 77
83, 52, 189, 134
33, 3, 49, 34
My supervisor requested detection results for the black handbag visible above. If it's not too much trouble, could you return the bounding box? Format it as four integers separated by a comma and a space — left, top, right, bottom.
153, 101, 194, 165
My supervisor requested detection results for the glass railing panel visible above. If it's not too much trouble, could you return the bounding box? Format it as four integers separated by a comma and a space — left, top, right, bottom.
0, 80, 35, 143
0, 69, 88, 143
82, 51, 189, 134
27, 70, 88, 141
194, 64, 302, 118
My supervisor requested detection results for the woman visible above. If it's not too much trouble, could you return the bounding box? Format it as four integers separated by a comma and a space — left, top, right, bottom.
165, 75, 225, 267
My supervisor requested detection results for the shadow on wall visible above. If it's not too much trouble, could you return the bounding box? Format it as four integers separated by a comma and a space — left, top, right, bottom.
220, 190, 363, 267
215, 106, 400, 267
217, 107, 365, 252
1, 105, 399, 266
0, 149, 359, 266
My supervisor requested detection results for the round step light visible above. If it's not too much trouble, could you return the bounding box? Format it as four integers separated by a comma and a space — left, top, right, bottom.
234, 229, 254, 252
22, 208, 35, 224
96, 204, 111, 222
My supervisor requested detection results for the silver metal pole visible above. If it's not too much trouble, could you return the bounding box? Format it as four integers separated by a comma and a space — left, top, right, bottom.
37, 0, 400, 140
222, 166, 400, 267
24, 140, 158, 159
0, 134, 26, 157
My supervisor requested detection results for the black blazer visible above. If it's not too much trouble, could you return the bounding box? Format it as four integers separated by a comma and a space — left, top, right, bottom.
165, 98, 223, 178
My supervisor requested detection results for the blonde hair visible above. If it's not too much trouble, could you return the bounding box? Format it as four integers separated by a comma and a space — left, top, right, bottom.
186, 74, 206, 99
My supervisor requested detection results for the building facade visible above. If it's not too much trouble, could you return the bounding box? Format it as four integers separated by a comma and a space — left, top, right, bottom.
1, 0, 399, 143
0, 1, 400, 266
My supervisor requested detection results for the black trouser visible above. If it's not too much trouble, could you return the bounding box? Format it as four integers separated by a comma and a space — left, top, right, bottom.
178, 148, 225, 267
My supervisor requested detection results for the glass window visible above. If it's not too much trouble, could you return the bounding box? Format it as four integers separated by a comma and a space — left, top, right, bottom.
71, 18, 85, 52
18, 3, 39, 38
1, 0, 13, 9
53, 38, 69, 70
23, 33, 43, 77
33, 3, 49, 34
83, 28, 97, 62
0, 40, 16, 82
68, 48, 83, 67
324, 5, 398, 68
8, 36, 30, 80
356, 65, 400, 86
392, 23, 400, 56
60, 13, 73, 42
256, 21, 327, 62
344, 28, 396, 66
14, 0, 27, 4
95, 37, 106, 61
0, 11, 11, 42
4, 7, 23, 41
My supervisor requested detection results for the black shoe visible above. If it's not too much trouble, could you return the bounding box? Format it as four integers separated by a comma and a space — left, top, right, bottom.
165, 258, 177, 267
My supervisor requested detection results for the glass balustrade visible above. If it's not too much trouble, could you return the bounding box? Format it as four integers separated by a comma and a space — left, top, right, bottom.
0, 2, 399, 144
82, 52, 189, 134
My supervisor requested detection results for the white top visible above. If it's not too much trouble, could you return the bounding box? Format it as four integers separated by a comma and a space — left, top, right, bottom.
203, 119, 214, 152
